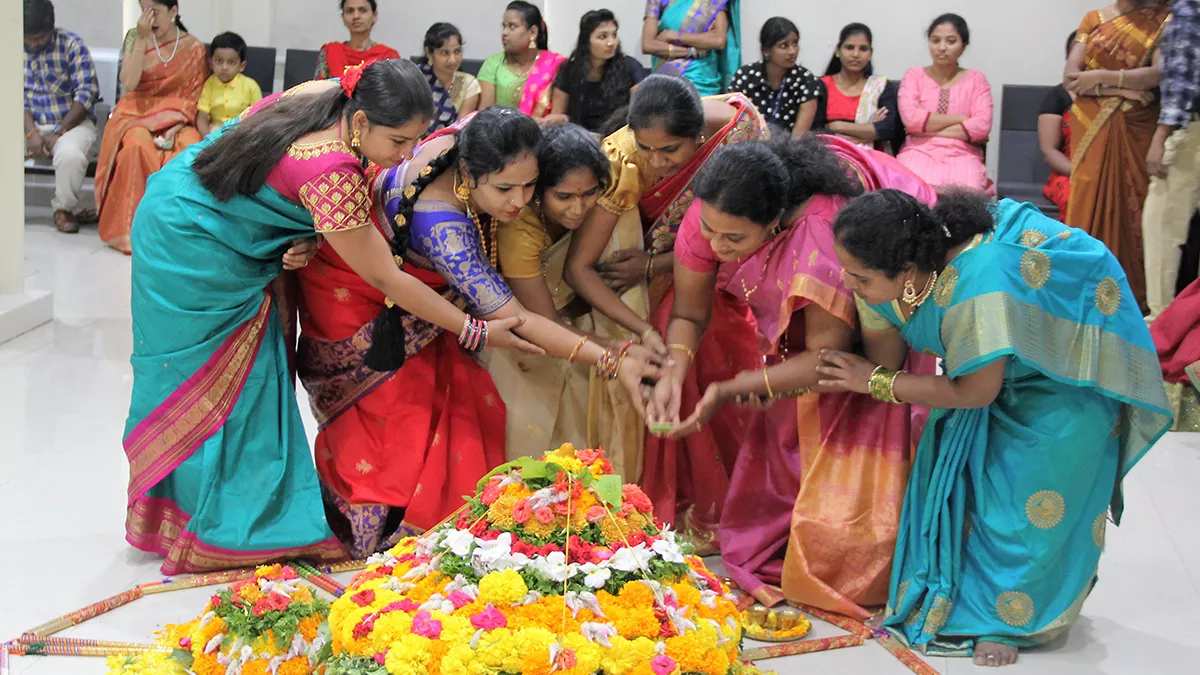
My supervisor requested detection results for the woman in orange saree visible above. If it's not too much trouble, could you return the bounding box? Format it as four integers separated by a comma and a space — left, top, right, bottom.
564, 75, 767, 552
651, 137, 935, 615
96, 0, 207, 254
1063, 0, 1170, 308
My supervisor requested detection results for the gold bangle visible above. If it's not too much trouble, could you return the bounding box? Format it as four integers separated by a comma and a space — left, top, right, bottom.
639, 326, 656, 344
762, 369, 776, 399
668, 44, 675, 59
667, 343, 695, 360
868, 365, 902, 404
25, 128, 37, 140
645, 255, 655, 286
1118, 69, 1125, 88
567, 336, 588, 363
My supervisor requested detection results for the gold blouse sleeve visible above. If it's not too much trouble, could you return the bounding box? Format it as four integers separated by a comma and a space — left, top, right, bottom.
597, 126, 653, 215
496, 212, 550, 280
298, 170, 372, 233
856, 296, 897, 332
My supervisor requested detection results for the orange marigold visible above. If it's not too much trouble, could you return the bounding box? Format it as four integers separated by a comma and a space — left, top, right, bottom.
241, 661, 269, 675
255, 564, 283, 579
190, 652, 222, 675
298, 616, 321, 642
277, 657, 310, 675
611, 606, 660, 639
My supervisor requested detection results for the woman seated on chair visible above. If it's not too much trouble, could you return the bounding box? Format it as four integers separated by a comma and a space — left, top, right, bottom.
1039, 31, 1078, 220
545, 9, 648, 133
421, 22, 481, 135
96, 0, 207, 254
315, 0, 399, 80
477, 2, 566, 118
812, 23, 900, 153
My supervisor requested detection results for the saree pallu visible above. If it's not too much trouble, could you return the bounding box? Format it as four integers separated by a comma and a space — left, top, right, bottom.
296, 155, 505, 559
1151, 279, 1200, 432
869, 200, 1172, 653
125, 128, 345, 575
647, 0, 740, 95
1067, 5, 1170, 308
519, 51, 567, 118
316, 42, 400, 80
97, 33, 208, 252
605, 93, 765, 547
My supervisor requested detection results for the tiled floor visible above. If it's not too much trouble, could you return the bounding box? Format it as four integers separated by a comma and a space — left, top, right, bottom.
3, 213, 1199, 674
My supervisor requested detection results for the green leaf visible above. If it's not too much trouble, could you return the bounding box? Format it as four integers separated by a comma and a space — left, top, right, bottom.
593, 474, 623, 506
475, 459, 522, 492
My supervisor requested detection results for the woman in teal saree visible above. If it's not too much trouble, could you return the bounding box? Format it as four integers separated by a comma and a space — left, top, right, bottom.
818, 189, 1172, 667
641, 0, 740, 95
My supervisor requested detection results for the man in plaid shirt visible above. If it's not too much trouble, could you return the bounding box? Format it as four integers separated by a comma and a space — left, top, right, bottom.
1143, 0, 1200, 318
23, 0, 100, 234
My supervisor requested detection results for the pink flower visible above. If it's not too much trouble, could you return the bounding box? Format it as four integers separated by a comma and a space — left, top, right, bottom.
470, 605, 508, 631
586, 505, 607, 523
576, 448, 603, 465
209, 594, 223, 609
374, 651, 387, 665
513, 499, 532, 524
381, 599, 420, 613
481, 482, 502, 505
251, 593, 291, 616
351, 589, 376, 607
447, 590, 474, 610
411, 611, 443, 639
592, 547, 614, 561
534, 506, 555, 525
651, 655, 678, 675
279, 566, 299, 580
555, 648, 578, 670
178, 636, 191, 649
395, 553, 415, 564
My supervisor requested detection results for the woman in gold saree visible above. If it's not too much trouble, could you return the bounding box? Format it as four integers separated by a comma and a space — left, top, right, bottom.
1064, 0, 1170, 309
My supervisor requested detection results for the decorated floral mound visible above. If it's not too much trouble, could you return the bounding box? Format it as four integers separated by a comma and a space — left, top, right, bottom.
107, 565, 330, 675
324, 445, 764, 675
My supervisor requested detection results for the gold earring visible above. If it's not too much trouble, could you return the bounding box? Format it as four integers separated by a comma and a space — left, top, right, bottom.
529, 36, 537, 49
901, 279, 918, 305
351, 128, 362, 156
454, 173, 471, 203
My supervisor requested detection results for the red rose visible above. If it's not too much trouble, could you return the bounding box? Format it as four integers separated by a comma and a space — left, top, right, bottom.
352, 589, 376, 607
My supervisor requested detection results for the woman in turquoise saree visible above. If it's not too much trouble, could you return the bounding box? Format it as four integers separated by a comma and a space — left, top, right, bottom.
817, 189, 1172, 667
641, 0, 740, 96
123, 61, 537, 574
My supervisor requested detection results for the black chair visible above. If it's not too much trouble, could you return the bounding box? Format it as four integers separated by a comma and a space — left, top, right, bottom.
409, 55, 486, 77
243, 46, 278, 95
997, 84, 1057, 217
284, 49, 320, 90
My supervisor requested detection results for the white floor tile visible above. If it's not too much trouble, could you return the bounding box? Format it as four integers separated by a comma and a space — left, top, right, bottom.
3, 226, 1199, 675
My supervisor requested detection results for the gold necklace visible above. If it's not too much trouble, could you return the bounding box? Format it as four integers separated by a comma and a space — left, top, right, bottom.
464, 200, 498, 269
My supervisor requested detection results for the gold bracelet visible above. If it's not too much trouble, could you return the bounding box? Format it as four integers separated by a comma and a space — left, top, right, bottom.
668, 44, 675, 59
639, 326, 656, 344
762, 369, 776, 399
868, 365, 902, 404
567, 336, 588, 363
1118, 69, 1126, 88
25, 128, 37, 140
644, 255, 655, 287
667, 343, 696, 360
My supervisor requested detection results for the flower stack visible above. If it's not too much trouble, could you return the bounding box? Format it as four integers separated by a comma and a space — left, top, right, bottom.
324, 444, 769, 675
108, 564, 329, 675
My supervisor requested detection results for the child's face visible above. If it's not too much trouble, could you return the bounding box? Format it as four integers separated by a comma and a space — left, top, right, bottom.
211, 47, 245, 84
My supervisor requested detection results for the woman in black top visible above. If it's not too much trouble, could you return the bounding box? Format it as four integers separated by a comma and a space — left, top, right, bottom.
1039, 31, 1077, 220
548, 9, 648, 133
729, 17, 819, 137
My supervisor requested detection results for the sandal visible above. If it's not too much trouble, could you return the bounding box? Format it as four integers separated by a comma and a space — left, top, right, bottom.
74, 208, 100, 225
54, 210, 79, 234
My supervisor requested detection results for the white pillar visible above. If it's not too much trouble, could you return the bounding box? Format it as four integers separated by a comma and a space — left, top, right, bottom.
0, 0, 53, 342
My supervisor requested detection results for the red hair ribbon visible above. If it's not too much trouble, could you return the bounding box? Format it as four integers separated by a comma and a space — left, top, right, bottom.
340, 59, 374, 98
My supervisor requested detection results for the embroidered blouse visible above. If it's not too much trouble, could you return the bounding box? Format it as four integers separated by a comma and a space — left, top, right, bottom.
265, 138, 371, 233
409, 199, 514, 315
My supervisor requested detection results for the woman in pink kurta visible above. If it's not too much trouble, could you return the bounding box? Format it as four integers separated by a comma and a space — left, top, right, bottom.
896, 14, 994, 194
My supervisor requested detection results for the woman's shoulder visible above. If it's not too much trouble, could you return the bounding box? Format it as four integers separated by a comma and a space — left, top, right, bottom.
482, 52, 506, 67
962, 69, 991, 87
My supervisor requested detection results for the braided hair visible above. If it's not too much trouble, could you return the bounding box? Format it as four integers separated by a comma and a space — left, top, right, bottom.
364, 107, 542, 370
832, 188, 993, 277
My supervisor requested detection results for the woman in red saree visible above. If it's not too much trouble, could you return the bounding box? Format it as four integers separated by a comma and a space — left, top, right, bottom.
315, 0, 400, 81
1063, 0, 1170, 307
651, 137, 935, 615
564, 74, 767, 552
298, 109, 662, 558
96, 0, 207, 254
1152, 278, 1200, 432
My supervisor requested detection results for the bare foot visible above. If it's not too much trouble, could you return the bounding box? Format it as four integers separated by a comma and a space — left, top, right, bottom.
973, 641, 1018, 667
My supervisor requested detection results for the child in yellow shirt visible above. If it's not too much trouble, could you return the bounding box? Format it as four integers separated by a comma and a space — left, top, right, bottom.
197, 32, 263, 136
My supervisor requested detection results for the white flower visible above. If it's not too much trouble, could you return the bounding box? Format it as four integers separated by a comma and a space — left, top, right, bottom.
488, 551, 530, 572
444, 575, 479, 599
566, 591, 605, 617
381, 578, 415, 594
522, 590, 543, 605
259, 577, 302, 597
530, 551, 576, 583
442, 529, 475, 557
609, 545, 653, 573
204, 633, 224, 654
415, 530, 444, 558
579, 563, 611, 590
419, 593, 455, 614
651, 537, 685, 564
665, 604, 696, 635
366, 551, 398, 566
700, 589, 719, 609
402, 563, 431, 581
305, 635, 327, 660
580, 622, 618, 648
267, 655, 286, 674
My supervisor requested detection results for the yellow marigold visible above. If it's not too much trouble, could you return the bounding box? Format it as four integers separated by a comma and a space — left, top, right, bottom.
671, 583, 703, 612
666, 632, 710, 672
554, 456, 585, 474
291, 587, 315, 605
277, 657, 311, 675
478, 569, 528, 607
407, 572, 451, 603
240, 661, 269, 675
524, 516, 555, 539
600, 636, 658, 675
617, 582, 656, 607
370, 610, 415, 654
453, 599, 487, 618
158, 618, 198, 648
515, 627, 557, 675
475, 627, 521, 673
600, 515, 633, 542
237, 583, 266, 604
255, 564, 283, 579
106, 652, 188, 675
339, 605, 377, 655
626, 510, 649, 530
384, 634, 434, 675
562, 633, 604, 675
189, 617, 225, 661
611, 606, 660, 639
435, 612, 475, 646
388, 536, 419, 556
589, 462, 607, 479
509, 595, 580, 634
702, 647, 732, 675
439, 643, 476, 675
487, 491, 520, 529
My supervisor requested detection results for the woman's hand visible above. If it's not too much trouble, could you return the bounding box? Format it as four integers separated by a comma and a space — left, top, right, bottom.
646, 372, 685, 430
1064, 70, 1107, 95
617, 348, 667, 416
815, 349, 875, 395
486, 316, 545, 355
282, 238, 320, 270
657, 29, 681, 44
638, 328, 669, 359
596, 248, 650, 296
136, 8, 155, 40
670, 382, 725, 438
873, 106, 889, 123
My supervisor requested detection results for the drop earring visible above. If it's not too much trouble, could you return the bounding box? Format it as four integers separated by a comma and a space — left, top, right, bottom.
901, 279, 918, 305
350, 128, 362, 158
454, 172, 472, 203
528, 36, 537, 49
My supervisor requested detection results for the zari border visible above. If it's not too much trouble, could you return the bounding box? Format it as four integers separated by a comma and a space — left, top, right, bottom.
1165, 379, 1200, 433
125, 295, 273, 501
126, 496, 346, 575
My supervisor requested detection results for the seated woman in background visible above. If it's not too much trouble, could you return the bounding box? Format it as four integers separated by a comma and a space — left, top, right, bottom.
315, 0, 399, 80
421, 23, 481, 134
813, 23, 899, 152
896, 13, 994, 194
1039, 31, 1078, 221
547, 9, 648, 133
642, 0, 740, 96
478, 1, 565, 118
489, 123, 644, 461
730, 17, 819, 138
821, 189, 1171, 667
299, 108, 661, 556
97, 0, 207, 254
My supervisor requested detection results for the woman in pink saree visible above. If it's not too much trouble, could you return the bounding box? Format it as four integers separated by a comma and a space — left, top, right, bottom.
649, 136, 935, 617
